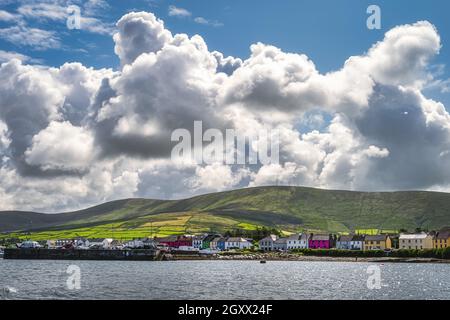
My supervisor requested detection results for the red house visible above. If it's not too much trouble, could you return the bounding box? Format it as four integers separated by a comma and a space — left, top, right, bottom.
157, 235, 192, 248
309, 234, 332, 249
176, 235, 192, 247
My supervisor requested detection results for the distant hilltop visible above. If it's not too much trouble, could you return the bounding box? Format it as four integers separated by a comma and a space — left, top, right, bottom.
1, 186, 450, 239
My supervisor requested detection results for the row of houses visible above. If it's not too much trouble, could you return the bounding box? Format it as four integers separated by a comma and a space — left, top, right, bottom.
157, 234, 252, 250
259, 229, 450, 251
39, 228, 450, 252
42, 234, 253, 251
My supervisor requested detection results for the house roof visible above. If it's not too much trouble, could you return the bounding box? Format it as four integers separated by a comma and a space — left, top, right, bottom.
436, 230, 450, 239
285, 233, 309, 241
274, 238, 287, 244
259, 234, 278, 242
365, 235, 389, 241
203, 234, 220, 242
339, 234, 364, 242
399, 233, 429, 240
156, 236, 178, 242
226, 237, 248, 242
338, 235, 353, 242
352, 235, 365, 241
311, 234, 330, 241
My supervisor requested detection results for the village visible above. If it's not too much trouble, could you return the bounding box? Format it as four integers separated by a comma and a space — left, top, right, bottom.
6, 227, 450, 256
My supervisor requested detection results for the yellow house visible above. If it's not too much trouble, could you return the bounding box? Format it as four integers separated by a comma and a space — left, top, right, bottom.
434, 229, 450, 249
399, 233, 434, 250
364, 235, 392, 251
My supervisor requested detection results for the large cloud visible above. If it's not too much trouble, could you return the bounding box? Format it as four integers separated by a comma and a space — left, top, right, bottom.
0, 14, 449, 212
114, 12, 172, 65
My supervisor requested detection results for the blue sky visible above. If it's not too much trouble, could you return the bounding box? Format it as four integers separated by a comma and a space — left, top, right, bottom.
1, 0, 449, 104
0, 0, 449, 70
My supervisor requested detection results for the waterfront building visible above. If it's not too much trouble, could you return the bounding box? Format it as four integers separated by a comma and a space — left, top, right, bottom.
434, 228, 450, 248
216, 237, 226, 251
102, 239, 121, 249
286, 233, 309, 250
210, 237, 222, 250
52, 239, 73, 248
273, 238, 288, 251
363, 234, 392, 250
192, 235, 204, 249
46, 240, 56, 248
399, 233, 434, 250
258, 234, 278, 251
74, 238, 90, 248
224, 237, 252, 250
201, 234, 221, 249
19, 240, 41, 249
88, 238, 105, 248
336, 234, 364, 250
177, 235, 193, 247
124, 239, 144, 249
156, 235, 192, 248
309, 234, 332, 249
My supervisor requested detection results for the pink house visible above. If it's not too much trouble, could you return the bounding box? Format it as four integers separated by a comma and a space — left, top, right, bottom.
309, 234, 331, 249
156, 235, 192, 248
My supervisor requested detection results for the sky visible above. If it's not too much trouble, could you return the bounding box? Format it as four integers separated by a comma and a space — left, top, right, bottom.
1, 0, 450, 212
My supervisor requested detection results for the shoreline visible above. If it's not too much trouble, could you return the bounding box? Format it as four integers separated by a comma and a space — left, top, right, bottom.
169, 253, 450, 264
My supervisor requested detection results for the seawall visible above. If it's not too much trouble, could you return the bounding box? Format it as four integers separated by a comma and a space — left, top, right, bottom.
4, 248, 161, 261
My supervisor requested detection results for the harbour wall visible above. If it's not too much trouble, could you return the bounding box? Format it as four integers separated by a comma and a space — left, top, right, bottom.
3, 248, 161, 261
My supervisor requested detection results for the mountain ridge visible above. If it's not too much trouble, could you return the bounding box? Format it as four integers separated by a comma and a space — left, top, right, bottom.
1, 186, 450, 236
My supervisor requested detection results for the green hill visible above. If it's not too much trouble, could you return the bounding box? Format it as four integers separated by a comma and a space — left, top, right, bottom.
1, 186, 450, 240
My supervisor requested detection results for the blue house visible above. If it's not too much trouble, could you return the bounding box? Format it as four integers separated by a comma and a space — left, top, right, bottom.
217, 237, 226, 251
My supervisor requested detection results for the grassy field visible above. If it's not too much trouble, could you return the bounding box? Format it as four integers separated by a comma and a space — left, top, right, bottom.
1, 186, 450, 240
0, 212, 262, 241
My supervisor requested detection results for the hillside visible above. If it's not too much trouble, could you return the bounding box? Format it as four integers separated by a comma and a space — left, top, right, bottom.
1, 186, 450, 240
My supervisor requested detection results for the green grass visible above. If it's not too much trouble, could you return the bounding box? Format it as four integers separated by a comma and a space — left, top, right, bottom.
0, 211, 262, 241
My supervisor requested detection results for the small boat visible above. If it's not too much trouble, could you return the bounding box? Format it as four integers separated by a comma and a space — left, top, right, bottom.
260, 260, 266, 264
0, 250, 4, 258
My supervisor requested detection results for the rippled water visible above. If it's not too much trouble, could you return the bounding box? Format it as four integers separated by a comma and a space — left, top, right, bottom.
0, 259, 449, 299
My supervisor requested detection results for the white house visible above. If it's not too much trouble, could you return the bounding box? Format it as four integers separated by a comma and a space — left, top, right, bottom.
224, 237, 252, 250
19, 241, 41, 248
399, 233, 434, 250
124, 239, 144, 249
74, 238, 90, 248
54, 239, 72, 248
46, 240, 56, 248
102, 239, 122, 249
259, 235, 278, 251
88, 238, 104, 248
286, 233, 309, 250
336, 235, 364, 250
102, 238, 114, 249
192, 235, 204, 249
